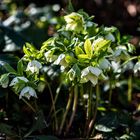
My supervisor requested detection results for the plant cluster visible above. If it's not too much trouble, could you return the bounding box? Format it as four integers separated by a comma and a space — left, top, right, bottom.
0, 4, 140, 140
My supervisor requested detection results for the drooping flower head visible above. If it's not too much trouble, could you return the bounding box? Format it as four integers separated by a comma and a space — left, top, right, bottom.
80, 66, 102, 86
64, 12, 85, 33
9, 76, 29, 87
19, 86, 37, 100
26, 60, 42, 73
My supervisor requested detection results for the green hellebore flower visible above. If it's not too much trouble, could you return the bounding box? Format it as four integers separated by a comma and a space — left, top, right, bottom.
0, 74, 9, 88
64, 12, 85, 33
19, 86, 37, 100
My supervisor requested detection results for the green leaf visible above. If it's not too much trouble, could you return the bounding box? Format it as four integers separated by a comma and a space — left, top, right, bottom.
68, 64, 81, 81
24, 110, 47, 138
0, 123, 17, 137
84, 39, 92, 58
127, 43, 135, 53
97, 107, 107, 111
94, 39, 111, 52
23, 45, 32, 56
95, 112, 119, 132
23, 43, 36, 56
77, 54, 90, 63
75, 46, 84, 56
3, 63, 16, 74
78, 9, 91, 19
65, 55, 77, 64
0, 73, 9, 88
55, 41, 65, 50
66, 0, 75, 13
120, 134, 135, 140
78, 54, 89, 59
0, 54, 19, 66
95, 124, 112, 132
41, 37, 56, 51
17, 60, 24, 75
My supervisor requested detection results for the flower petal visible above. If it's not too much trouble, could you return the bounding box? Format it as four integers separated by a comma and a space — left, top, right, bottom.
81, 67, 90, 77
54, 54, 65, 65
26, 60, 42, 73
19, 86, 37, 100
88, 66, 102, 77
87, 73, 98, 86
9, 76, 28, 86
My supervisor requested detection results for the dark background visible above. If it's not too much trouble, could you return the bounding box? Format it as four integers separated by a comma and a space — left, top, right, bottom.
11, 0, 140, 35
1, 0, 140, 45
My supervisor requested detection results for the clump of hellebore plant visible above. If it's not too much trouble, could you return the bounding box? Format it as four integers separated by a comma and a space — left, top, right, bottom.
0, 8, 137, 138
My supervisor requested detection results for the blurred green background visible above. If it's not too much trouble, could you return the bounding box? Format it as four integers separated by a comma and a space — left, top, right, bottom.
0, 0, 140, 47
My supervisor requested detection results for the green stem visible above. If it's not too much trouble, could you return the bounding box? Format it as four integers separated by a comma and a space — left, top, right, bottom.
55, 83, 63, 102
22, 98, 36, 113
66, 84, 78, 134
47, 83, 62, 123
84, 83, 93, 137
87, 84, 99, 138
88, 84, 93, 120
109, 79, 113, 106
46, 81, 58, 133
121, 56, 138, 68
34, 99, 39, 111
128, 74, 132, 102
58, 86, 73, 135
80, 84, 84, 103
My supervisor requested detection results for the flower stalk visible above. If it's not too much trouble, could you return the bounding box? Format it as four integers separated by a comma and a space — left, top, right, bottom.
58, 86, 73, 135
128, 74, 132, 102
86, 84, 100, 138
66, 84, 78, 134
46, 80, 58, 133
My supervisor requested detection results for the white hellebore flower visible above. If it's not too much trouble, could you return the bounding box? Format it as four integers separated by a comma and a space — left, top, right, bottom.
92, 37, 104, 51
134, 61, 140, 73
19, 86, 37, 100
54, 54, 68, 70
105, 33, 115, 42
92, 38, 104, 47
54, 54, 65, 65
81, 66, 102, 86
9, 76, 28, 86
114, 45, 129, 60
44, 50, 57, 62
99, 58, 111, 70
111, 61, 121, 73
26, 60, 42, 73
